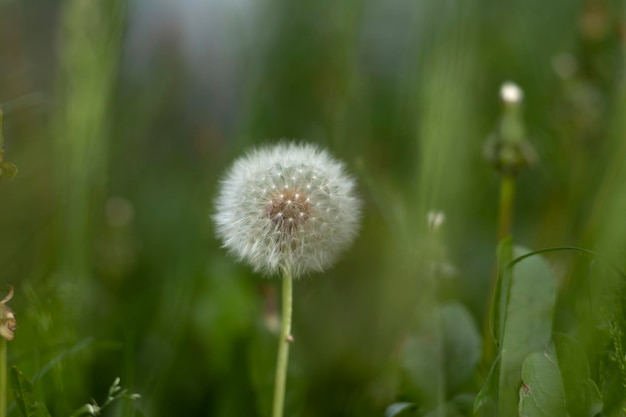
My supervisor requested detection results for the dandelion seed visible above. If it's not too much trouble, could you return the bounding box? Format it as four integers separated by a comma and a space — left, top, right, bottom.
213, 142, 361, 278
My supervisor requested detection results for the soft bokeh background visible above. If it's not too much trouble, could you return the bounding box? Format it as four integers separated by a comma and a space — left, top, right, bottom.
0, 0, 625, 416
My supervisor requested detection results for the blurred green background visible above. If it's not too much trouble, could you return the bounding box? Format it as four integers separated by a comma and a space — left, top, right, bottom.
0, 0, 625, 416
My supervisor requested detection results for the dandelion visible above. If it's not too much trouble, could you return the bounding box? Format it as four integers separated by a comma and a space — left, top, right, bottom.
213, 141, 361, 417
213, 142, 361, 278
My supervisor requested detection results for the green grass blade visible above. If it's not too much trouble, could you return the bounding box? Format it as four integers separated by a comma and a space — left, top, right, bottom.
473, 353, 500, 416
476, 237, 512, 417
9, 367, 51, 417
491, 237, 513, 350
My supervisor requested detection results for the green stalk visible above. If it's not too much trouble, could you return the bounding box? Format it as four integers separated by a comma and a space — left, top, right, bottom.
483, 173, 516, 362
0, 109, 17, 180
0, 108, 5, 152
271, 268, 293, 417
497, 174, 516, 241
0, 338, 6, 417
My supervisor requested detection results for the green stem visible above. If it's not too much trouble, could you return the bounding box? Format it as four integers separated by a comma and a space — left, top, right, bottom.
0, 108, 5, 162
483, 173, 516, 362
0, 338, 6, 417
497, 174, 516, 241
271, 268, 293, 417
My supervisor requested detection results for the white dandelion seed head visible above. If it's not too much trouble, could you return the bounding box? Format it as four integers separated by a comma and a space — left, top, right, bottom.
213, 142, 362, 278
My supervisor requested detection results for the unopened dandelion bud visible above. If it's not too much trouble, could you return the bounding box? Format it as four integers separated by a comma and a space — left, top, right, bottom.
484, 81, 537, 175
500, 81, 524, 104
213, 142, 361, 278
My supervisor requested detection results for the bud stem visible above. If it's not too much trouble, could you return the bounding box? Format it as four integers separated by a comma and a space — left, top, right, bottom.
497, 174, 516, 241
483, 173, 517, 362
271, 268, 293, 417
0, 108, 5, 163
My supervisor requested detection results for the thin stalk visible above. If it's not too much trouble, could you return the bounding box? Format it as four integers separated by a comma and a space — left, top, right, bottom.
497, 174, 516, 241
271, 268, 293, 417
0, 108, 5, 151
0, 338, 6, 417
483, 173, 516, 361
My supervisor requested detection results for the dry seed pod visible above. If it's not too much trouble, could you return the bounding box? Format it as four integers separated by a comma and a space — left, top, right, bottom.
0, 287, 16, 341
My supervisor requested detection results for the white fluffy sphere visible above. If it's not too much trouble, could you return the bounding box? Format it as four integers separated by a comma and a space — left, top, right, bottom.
213, 142, 361, 277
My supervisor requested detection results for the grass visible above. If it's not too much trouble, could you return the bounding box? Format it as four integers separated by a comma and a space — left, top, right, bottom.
0, 0, 626, 416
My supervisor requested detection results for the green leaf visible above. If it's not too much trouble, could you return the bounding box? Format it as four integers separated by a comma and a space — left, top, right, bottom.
385, 402, 417, 417
401, 314, 443, 407
497, 246, 556, 416
419, 394, 475, 417
449, 393, 476, 416
553, 333, 602, 417
422, 403, 464, 417
440, 303, 481, 393
518, 336, 603, 417
10, 366, 51, 417
519, 351, 567, 417
401, 302, 481, 409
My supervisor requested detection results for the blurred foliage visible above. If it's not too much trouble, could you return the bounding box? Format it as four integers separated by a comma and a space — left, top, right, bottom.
0, 0, 625, 416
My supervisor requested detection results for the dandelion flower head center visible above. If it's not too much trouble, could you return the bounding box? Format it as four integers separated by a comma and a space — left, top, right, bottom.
267, 187, 311, 234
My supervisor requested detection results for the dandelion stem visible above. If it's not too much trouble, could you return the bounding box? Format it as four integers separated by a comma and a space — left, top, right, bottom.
0, 108, 5, 151
0, 338, 6, 417
272, 268, 293, 417
497, 174, 515, 241
483, 173, 516, 362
